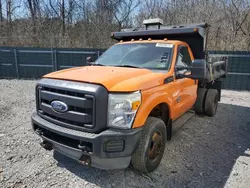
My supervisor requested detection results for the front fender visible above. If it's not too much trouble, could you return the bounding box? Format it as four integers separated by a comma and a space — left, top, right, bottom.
132, 85, 175, 128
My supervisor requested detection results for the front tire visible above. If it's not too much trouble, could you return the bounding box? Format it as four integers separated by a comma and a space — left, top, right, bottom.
131, 117, 166, 173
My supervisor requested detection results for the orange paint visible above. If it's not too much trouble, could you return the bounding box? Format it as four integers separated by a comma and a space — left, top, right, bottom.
43, 40, 198, 128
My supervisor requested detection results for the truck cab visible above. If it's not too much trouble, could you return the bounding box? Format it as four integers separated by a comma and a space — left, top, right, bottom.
32, 19, 227, 173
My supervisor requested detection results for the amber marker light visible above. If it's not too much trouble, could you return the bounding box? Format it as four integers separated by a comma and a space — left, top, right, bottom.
132, 101, 141, 110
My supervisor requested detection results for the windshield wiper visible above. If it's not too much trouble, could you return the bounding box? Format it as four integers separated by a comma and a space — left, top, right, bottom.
115, 65, 141, 69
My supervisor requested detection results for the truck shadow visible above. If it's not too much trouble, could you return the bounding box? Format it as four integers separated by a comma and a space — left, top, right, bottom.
53, 103, 250, 188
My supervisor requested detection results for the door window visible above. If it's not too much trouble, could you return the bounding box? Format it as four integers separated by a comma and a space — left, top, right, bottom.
176, 46, 192, 74
176, 46, 192, 67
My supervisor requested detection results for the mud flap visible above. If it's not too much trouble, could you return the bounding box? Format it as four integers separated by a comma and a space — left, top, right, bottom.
167, 119, 172, 141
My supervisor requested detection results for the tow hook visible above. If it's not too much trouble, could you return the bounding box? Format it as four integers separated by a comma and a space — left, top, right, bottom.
40, 141, 53, 151
79, 155, 91, 166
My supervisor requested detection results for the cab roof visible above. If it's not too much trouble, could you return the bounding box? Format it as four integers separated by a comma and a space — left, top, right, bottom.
114, 39, 186, 46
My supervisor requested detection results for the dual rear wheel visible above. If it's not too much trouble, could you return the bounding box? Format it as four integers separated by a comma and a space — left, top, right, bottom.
194, 88, 219, 116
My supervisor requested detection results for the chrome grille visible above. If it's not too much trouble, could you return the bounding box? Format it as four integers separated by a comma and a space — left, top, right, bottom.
37, 86, 95, 131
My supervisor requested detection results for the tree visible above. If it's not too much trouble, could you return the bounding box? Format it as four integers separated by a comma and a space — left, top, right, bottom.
0, 0, 250, 50
60, 0, 65, 36
0, 0, 3, 22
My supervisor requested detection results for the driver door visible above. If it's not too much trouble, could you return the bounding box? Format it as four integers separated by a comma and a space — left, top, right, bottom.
174, 45, 197, 117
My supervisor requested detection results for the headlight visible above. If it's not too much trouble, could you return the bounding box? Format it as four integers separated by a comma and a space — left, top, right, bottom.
108, 91, 141, 129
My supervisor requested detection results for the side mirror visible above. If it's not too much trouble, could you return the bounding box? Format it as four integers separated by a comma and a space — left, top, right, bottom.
86, 56, 93, 65
175, 60, 208, 81
190, 59, 207, 80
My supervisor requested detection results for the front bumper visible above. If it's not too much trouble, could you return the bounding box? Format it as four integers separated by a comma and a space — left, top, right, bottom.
31, 112, 142, 170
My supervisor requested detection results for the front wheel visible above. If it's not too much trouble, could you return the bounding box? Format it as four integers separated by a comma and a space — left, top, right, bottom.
131, 117, 166, 173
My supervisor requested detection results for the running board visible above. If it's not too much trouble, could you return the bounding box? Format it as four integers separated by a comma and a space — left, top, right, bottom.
172, 111, 195, 135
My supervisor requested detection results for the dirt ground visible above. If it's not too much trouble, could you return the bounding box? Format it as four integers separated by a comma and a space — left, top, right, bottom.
0, 79, 250, 188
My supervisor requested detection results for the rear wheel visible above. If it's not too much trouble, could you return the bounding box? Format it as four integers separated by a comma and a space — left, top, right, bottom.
204, 89, 219, 117
194, 88, 207, 115
131, 117, 166, 173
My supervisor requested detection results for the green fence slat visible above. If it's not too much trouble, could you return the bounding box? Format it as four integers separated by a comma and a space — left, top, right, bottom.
0, 48, 250, 91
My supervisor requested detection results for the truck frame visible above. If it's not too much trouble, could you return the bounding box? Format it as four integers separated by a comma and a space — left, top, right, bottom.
32, 19, 228, 173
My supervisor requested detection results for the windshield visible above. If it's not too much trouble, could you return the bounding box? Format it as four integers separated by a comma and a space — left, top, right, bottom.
96, 43, 173, 70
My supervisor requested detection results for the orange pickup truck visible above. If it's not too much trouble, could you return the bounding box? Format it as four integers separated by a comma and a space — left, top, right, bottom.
32, 19, 227, 173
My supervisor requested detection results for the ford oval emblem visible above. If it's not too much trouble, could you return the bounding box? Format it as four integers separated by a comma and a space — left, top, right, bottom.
51, 101, 68, 113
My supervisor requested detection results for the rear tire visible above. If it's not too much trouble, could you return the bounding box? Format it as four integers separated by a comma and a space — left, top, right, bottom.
131, 117, 166, 173
194, 88, 207, 115
204, 89, 219, 117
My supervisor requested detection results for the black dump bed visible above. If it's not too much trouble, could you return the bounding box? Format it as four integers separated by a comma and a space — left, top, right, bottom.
112, 22, 228, 82
112, 23, 208, 59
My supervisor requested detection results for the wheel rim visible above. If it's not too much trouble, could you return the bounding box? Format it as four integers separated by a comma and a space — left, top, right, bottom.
148, 131, 164, 161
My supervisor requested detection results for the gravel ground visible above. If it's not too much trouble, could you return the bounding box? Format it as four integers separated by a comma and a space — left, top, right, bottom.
0, 79, 250, 188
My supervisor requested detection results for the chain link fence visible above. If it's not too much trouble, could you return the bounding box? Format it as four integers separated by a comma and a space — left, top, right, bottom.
0, 47, 105, 79
209, 51, 250, 90
0, 47, 250, 90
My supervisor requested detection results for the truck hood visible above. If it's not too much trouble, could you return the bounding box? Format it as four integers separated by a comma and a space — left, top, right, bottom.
43, 66, 166, 92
